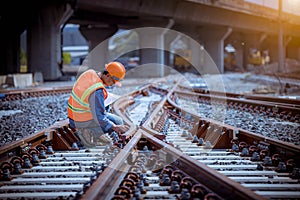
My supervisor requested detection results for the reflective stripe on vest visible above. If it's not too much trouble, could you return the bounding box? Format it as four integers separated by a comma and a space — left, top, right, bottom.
68, 103, 89, 113
69, 82, 104, 110
82, 82, 105, 102
70, 90, 90, 109
67, 70, 107, 121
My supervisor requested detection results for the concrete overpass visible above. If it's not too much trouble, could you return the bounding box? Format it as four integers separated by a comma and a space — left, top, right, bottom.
1, 0, 300, 80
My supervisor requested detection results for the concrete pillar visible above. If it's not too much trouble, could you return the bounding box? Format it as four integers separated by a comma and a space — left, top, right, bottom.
190, 39, 201, 70
136, 28, 165, 77
0, 31, 20, 74
262, 35, 290, 71
278, 0, 284, 73
199, 27, 232, 74
233, 42, 245, 71
268, 42, 279, 63
164, 30, 178, 74
79, 25, 118, 70
27, 3, 73, 80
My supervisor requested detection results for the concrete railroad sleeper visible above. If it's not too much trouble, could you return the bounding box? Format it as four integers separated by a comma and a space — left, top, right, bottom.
0, 79, 299, 200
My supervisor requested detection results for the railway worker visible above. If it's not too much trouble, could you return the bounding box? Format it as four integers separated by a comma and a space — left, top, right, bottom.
67, 61, 130, 147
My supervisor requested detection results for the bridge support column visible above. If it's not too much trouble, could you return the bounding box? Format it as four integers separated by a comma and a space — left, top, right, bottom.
27, 3, 73, 80
267, 40, 279, 63
136, 28, 165, 77
0, 31, 20, 75
164, 31, 178, 74
261, 35, 290, 72
79, 25, 118, 70
190, 39, 202, 73
234, 43, 245, 71
200, 27, 232, 74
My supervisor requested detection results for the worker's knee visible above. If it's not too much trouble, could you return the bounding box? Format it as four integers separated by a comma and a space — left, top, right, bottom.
114, 115, 124, 125
106, 113, 124, 125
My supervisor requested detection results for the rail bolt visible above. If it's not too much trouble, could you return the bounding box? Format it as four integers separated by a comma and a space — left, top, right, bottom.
192, 135, 199, 143
251, 152, 261, 161
262, 156, 273, 166
0, 162, 13, 181
191, 184, 208, 199
180, 176, 194, 191
259, 149, 269, 160
160, 165, 174, 178
249, 145, 257, 155
146, 154, 158, 167
37, 144, 48, 159
231, 143, 239, 152
114, 186, 132, 198
271, 154, 281, 167
286, 159, 296, 173
276, 162, 287, 172
21, 153, 33, 168
10, 156, 24, 175
28, 148, 40, 165
180, 188, 191, 199
197, 138, 204, 146
152, 159, 166, 173
241, 147, 249, 157
290, 168, 300, 179
120, 178, 135, 190
160, 173, 171, 186
125, 172, 139, 182
46, 145, 55, 154
130, 165, 142, 174
168, 180, 181, 194
238, 141, 248, 151
171, 170, 184, 182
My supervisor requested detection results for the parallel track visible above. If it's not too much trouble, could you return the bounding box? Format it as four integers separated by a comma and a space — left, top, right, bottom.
0, 77, 299, 199
0, 86, 72, 102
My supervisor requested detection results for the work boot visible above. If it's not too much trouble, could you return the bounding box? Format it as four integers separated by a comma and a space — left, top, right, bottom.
97, 134, 112, 145
77, 129, 111, 148
76, 128, 95, 148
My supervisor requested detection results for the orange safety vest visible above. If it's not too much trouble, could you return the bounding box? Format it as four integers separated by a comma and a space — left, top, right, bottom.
67, 69, 108, 122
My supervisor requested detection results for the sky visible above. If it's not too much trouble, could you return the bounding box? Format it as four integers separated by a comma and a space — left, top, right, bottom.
245, 0, 300, 15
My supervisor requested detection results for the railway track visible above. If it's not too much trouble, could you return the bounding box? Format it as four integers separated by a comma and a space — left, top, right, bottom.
0, 76, 299, 199
171, 88, 300, 146
180, 85, 300, 109
0, 86, 72, 102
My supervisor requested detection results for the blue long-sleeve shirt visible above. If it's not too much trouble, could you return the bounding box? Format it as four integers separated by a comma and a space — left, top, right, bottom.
89, 89, 114, 131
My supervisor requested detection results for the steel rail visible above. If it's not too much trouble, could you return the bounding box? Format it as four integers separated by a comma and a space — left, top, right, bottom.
0, 86, 72, 101
174, 89, 300, 116
0, 77, 299, 199
163, 91, 300, 199
167, 90, 300, 161
83, 129, 264, 200
0, 120, 71, 163
179, 85, 300, 109
141, 130, 265, 200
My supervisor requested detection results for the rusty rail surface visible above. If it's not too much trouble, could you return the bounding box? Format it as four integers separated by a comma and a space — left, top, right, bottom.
170, 89, 300, 147
0, 79, 299, 199
83, 129, 263, 200
179, 84, 300, 109
0, 86, 72, 101
167, 94, 300, 161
